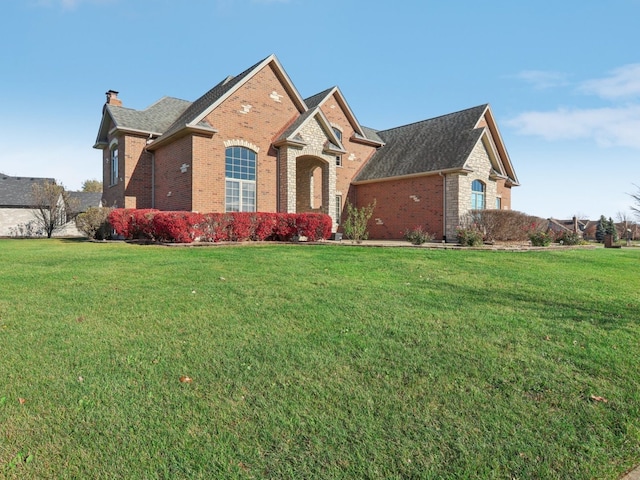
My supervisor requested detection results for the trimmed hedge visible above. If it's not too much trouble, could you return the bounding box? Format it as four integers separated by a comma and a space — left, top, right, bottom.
107, 209, 333, 244
466, 209, 547, 242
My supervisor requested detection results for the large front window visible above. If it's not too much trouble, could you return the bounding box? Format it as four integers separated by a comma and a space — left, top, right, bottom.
471, 180, 485, 210
225, 146, 256, 212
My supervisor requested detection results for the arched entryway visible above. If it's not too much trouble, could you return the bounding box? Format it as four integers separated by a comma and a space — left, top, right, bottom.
296, 155, 329, 214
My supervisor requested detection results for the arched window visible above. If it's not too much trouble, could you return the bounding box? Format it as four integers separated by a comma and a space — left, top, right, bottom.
109, 145, 119, 186
225, 146, 256, 212
471, 180, 485, 210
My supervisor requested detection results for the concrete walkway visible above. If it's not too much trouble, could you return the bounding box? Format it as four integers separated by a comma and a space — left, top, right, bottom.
622, 465, 640, 480
324, 239, 598, 251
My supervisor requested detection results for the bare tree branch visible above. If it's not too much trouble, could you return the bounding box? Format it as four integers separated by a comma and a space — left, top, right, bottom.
31, 181, 78, 238
631, 184, 640, 219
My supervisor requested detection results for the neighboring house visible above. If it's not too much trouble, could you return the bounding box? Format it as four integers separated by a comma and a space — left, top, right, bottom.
62, 191, 104, 236
0, 173, 102, 237
94, 54, 519, 241
547, 217, 585, 237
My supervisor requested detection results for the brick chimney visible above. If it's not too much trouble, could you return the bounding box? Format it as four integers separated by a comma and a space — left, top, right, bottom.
105, 90, 122, 107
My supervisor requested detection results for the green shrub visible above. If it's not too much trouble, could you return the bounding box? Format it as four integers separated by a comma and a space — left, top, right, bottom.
403, 226, 434, 245
456, 227, 484, 246
555, 231, 582, 245
529, 231, 552, 246
342, 200, 376, 243
76, 207, 112, 240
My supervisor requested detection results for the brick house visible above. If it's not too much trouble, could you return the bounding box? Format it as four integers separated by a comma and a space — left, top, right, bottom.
94, 54, 518, 241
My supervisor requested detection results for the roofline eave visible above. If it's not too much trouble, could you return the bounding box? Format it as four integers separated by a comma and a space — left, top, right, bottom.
350, 135, 385, 147
273, 138, 307, 149
352, 167, 473, 185
146, 125, 218, 151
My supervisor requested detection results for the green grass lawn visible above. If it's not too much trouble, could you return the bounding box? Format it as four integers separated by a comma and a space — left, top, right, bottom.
1, 239, 639, 479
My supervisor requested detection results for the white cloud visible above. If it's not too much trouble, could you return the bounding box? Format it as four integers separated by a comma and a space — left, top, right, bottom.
514, 70, 570, 90
507, 105, 640, 149
509, 64, 640, 149
579, 64, 640, 99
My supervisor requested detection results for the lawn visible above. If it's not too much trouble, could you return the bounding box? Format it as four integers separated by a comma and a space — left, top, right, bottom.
1, 239, 639, 479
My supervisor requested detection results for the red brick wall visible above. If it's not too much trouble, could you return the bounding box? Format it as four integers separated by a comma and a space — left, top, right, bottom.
154, 135, 193, 211
496, 179, 512, 210
102, 132, 154, 209
354, 175, 445, 240
124, 135, 153, 209
191, 63, 301, 213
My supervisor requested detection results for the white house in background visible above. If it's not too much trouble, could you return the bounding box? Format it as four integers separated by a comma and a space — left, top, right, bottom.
0, 173, 102, 237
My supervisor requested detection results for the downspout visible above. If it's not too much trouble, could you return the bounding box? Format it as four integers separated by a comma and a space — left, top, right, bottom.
151, 151, 155, 209
144, 136, 155, 209
275, 147, 280, 212
440, 172, 446, 242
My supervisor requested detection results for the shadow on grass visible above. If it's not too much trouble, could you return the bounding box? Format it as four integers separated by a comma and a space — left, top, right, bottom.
437, 279, 638, 330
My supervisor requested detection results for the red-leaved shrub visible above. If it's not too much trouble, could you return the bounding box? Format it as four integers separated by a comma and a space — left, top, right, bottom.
108, 209, 158, 239
229, 212, 254, 241
199, 213, 232, 242
274, 214, 298, 241
296, 213, 332, 241
107, 209, 333, 243
253, 213, 278, 241
152, 212, 204, 243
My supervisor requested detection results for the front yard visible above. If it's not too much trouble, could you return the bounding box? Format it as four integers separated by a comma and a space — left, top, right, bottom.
1, 240, 639, 478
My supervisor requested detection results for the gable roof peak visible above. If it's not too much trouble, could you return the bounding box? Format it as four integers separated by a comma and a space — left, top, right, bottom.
304, 86, 337, 109
148, 54, 305, 150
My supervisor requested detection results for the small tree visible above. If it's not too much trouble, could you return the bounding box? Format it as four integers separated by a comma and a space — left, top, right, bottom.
606, 217, 618, 242
81, 179, 103, 193
31, 181, 76, 238
75, 206, 113, 240
595, 215, 607, 243
342, 200, 376, 243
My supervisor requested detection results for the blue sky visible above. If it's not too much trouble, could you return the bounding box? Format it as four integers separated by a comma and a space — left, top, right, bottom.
1, 0, 639, 220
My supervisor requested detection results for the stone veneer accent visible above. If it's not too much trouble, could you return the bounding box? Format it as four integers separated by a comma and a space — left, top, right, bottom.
279, 115, 336, 226
444, 140, 497, 241
223, 139, 260, 152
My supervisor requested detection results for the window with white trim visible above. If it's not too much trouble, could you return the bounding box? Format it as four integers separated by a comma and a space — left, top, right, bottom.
109, 145, 119, 186
333, 127, 342, 166
225, 146, 256, 212
471, 180, 485, 210
335, 194, 342, 224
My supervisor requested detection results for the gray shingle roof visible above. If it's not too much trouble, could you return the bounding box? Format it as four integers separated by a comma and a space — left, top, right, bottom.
354, 105, 488, 182
107, 96, 192, 134
68, 192, 103, 213
359, 126, 385, 144
0, 174, 55, 207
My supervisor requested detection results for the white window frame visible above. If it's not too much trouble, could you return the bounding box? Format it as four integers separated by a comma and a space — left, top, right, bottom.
225, 146, 257, 212
109, 145, 119, 186
332, 127, 343, 167
471, 180, 486, 210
